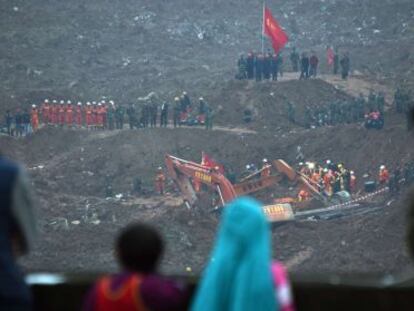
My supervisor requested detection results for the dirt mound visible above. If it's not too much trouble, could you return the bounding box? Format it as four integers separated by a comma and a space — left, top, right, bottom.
211, 79, 352, 129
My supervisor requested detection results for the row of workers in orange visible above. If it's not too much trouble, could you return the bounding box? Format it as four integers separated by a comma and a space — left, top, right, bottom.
34, 99, 115, 127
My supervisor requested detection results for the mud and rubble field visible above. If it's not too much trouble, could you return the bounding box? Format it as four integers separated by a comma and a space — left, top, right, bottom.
1, 0, 414, 276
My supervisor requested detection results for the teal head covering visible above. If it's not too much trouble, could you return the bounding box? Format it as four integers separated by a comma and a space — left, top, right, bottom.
191, 197, 278, 311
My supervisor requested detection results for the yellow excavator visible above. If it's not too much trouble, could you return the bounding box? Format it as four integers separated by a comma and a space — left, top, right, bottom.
165, 154, 326, 222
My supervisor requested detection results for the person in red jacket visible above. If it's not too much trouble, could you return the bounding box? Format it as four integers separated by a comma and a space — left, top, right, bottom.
309, 53, 319, 78
75, 102, 83, 127
82, 223, 187, 311
66, 101, 74, 127
85, 102, 92, 128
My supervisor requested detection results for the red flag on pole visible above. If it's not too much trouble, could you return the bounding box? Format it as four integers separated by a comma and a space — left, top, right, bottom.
327, 47, 334, 66
263, 7, 288, 54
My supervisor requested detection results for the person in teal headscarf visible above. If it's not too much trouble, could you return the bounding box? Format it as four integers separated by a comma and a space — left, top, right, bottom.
191, 197, 280, 311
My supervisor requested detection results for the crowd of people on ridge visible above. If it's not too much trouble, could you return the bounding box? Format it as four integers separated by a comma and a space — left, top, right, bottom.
236, 47, 351, 81
3, 92, 215, 137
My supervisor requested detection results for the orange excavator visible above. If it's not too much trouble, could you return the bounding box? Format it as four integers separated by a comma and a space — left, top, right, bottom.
165, 154, 326, 222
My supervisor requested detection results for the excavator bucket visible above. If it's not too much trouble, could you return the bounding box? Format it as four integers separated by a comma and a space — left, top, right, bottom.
262, 203, 295, 222
273, 159, 297, 181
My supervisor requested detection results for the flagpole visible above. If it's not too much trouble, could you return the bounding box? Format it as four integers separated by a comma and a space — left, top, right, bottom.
261, 1, 265, 54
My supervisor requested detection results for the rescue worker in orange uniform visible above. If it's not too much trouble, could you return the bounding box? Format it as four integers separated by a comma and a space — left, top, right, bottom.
379, 165, 390, 185
96, 103, 104, 128
41, 99, 50, 124
58, 100, 66, 126
30, 105, 39, 131
91, 102, 98, 129
322, 168, 333, 196
350, 171, 357, 193
75, 102, 83, 127
155, 167, 166, 195
85, 102, 92, 128
298, 189, 310, 202
261, 158, 271, 178
66, 101, 73, 126
51, 100, 58, 124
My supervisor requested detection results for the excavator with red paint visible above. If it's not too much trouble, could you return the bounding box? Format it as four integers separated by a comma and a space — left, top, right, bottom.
165, 154, 326, 222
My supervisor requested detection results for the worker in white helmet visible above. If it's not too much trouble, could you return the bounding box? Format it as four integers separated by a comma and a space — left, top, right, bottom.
75, 102, 83, 127
261, 158, 271, 178
379, 165, 389, 185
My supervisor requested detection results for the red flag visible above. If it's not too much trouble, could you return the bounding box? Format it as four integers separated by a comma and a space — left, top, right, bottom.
201, 152, 224, 174
263, 7, 288, 54
327, 47, 334, 66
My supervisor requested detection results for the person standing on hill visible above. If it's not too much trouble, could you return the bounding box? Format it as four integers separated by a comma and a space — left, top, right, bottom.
236, 54, 248, 80
299, 53, 309, 80
340, 53, 350, 80
271, 53, 279, 81
263, 52, 271, 80
205, 105, 214, 130
333, 48, 339, 75
255, 53, 264, 82
290, 47, 300, 72
246, 52, 255, 80
160, 102, 169, 128
309, 53, 319, 78
5, 110, 14, 136
173, 97, 181, 128
30, 105, 39, 132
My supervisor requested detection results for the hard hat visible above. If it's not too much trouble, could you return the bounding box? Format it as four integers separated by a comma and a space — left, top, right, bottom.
350, 171, 354, 175
77, 102, 82, 106
174, 97, 179, 101
380, 165, 385, 170
86, 102, 91, 106
182, 91, 187, 95
263, 158, 268, 163
338, 163, 343, 168
67, 100, 71, 104
199, 97, 204, 101
158, 166, 162, 170
45, 99, 49, 103
299, 162, 304, 166
92, 101, 96, 105
323, 168, 328, 173
109, 100, 114, 104
326, 160, 331, 164
308, 162, 315, 170
32, 104, 36, 108
98, 103, 102, 106
60, 100, 64, 104
53, 100, 57, 103
246, 164, 251, 170
101, 100, 106, 103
